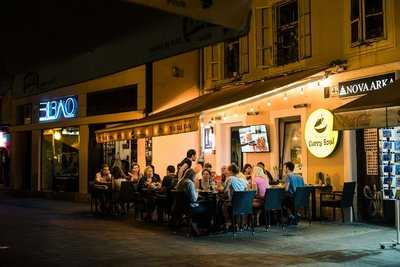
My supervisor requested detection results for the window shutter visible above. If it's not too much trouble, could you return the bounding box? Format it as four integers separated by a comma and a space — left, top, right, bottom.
239, 35, 249, 74
207, 43, 223, 81
299, 0, 312, 59
256, 7, 273, 67
205, 46, 213, 80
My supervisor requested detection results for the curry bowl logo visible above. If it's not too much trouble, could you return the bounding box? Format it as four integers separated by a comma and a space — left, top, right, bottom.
314, 116, 327, 133
305, 109, 339, 158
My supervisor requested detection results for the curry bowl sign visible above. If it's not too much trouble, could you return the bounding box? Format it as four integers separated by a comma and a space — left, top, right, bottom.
305, 109, 339, 158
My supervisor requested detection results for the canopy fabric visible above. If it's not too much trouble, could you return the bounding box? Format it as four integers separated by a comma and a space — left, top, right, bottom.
95, 66, 327, 142
334, 79, 400, 130
125, 0, 251, 30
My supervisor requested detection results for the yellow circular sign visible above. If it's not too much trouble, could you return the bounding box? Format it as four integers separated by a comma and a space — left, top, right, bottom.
305, 109, 339, 158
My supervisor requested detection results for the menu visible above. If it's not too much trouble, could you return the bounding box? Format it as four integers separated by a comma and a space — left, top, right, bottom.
379, 127, 400, 200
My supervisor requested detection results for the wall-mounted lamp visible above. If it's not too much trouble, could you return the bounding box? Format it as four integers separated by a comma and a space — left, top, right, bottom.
172, 66, 184, 77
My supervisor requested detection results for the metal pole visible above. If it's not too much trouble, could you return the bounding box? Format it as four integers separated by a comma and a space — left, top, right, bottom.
396, 199, 400, 244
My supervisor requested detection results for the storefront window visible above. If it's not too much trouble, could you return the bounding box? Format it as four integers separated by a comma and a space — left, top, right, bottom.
102, 139, 137, 174
279, 117, 302, 178
42, 127, 79, 192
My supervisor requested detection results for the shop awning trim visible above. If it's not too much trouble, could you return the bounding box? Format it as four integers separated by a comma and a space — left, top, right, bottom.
333, 78, 400, 130
96, 66, 328, 142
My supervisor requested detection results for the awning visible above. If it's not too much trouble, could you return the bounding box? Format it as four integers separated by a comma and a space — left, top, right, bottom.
334, 79, 400, 130
96, 66, 327, 143
125, 0, 251, 30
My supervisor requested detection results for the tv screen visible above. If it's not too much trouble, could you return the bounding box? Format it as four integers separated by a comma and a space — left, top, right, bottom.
239, 125, 270, 153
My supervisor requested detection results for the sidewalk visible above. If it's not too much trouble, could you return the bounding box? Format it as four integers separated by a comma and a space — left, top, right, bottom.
0, 193, 399, 267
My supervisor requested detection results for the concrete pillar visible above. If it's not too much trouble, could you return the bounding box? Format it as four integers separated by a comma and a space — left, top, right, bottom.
31, 130, 41, 191
10, 132, 22, 190
79, 125, 89, 194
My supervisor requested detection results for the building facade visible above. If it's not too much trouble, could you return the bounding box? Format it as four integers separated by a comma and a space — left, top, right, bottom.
198, 0, 400, 222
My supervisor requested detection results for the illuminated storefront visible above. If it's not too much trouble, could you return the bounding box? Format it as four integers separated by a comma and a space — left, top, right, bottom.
42, 128, 80, 192
10, 65, 146, 197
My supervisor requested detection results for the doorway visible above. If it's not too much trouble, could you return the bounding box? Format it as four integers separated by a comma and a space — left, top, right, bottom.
278, 116, 302, 178
231, 127, 243, 169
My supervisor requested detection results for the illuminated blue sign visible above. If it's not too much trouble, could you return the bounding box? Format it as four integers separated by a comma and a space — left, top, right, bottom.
39, 96, 78, 122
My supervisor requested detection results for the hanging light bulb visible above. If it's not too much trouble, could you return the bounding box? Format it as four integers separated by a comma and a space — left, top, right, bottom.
300, 87, 304, 95
283, 93, 288, 101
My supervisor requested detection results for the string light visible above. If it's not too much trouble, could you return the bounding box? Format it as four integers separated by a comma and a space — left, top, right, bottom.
283, 93, 288, 101
267, 101, 271, 107
300, 87, 304, 95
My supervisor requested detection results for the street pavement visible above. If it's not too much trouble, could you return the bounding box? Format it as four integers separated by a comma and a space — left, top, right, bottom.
0, 192, 399, 267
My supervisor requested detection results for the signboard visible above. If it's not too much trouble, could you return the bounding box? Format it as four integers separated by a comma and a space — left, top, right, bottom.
338, 73, 395, 98
39, 96, 78, 122
96, 116, 199, 143
305, 109, 339, 158
126, 0, 251, 30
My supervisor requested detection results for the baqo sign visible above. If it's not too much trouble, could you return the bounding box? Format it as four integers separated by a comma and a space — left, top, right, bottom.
305, 109, 339, 158
39, 96, 78, 122
338, 73, 395, 98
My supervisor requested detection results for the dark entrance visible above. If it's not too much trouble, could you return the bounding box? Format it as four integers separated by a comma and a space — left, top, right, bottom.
356, 128, 395, 225
231, 127, 243, 169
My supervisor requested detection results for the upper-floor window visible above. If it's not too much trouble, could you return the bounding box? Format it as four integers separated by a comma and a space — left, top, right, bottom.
276, 0, 299, 66
224, 39, 239, 78
256, 0, 310, 68
87, 85, 138, 116
351, 0, 384, 46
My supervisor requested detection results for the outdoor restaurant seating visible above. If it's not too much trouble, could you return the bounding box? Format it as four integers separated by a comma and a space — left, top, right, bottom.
89, 177, 354, 238
119, 182, 138, 215
170, 190, 192, 236
231, 190, 256, 239
294, 187, 312, 224
320, 182, 356, 222
264, 188, 285, 231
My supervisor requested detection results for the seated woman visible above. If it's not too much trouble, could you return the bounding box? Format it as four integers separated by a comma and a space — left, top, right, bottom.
242, 164, 253, 183
112, 166, 127, 214
252, 166, 270, 225
128, 163, 141, 183
138, 166, 161, 221
113, 166, 127, 191
201, 168, 214, 191
176, 168, 211, 235
138, 166, 161, 190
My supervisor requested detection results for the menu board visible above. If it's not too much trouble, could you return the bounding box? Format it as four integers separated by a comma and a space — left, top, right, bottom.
379, 127, 400, 200
364, 129, 378, 176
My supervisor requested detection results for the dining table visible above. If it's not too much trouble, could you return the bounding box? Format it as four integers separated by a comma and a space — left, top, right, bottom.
267, 184, 330, 220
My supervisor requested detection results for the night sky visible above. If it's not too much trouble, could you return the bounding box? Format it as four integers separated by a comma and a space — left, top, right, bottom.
0, 0, 152, 74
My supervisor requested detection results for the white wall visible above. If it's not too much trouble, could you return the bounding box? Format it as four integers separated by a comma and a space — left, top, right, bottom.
152, 131, 200, 178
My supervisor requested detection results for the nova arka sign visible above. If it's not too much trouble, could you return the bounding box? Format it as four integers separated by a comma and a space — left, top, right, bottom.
305, 109, 339, 158
338, 73, 395, 98
39, 96, 78, 122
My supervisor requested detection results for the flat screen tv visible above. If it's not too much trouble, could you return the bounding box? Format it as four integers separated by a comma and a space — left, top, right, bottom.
239, 125, 270, 153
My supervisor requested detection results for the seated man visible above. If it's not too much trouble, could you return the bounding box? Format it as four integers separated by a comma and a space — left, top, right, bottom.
161, 165, 177, 192
96, 164, 112, 185
176, 168, 211, 235
283, 161, 305, 224
222, 163, 248, 230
